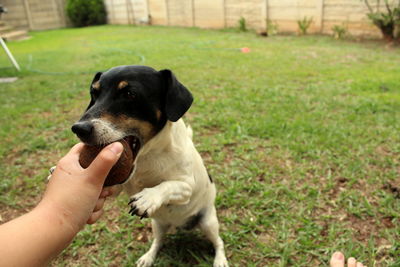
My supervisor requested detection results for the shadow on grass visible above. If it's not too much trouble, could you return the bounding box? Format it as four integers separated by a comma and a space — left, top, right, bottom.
154, 231, 215, 266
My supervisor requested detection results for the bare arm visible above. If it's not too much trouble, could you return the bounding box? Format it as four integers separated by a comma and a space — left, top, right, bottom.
0, 142, 122, 266
0, 205, 76, 266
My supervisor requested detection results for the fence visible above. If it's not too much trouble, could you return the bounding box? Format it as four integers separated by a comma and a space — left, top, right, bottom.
105, 0, 149, 25
0, 0, 381, 37
0, 0, 66, 30
137, 0, 380, 37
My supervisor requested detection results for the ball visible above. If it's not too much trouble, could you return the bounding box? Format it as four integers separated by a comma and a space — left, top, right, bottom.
79, 140, 134, 187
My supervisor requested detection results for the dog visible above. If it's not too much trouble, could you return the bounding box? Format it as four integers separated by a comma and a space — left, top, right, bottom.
70, 65, 229, 267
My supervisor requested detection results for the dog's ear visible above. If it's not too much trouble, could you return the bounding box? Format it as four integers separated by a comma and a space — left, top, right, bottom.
91, 72, 102, 86
87, 72, 103, 110
160, 69, 193, 122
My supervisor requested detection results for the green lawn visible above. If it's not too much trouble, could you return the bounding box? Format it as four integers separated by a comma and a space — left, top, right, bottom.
0, 25, 399, 266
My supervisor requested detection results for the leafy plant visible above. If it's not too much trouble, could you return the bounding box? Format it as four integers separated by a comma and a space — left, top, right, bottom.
332, 24, 348, 39
362, 0, 400, 41
266, 19, 279, 36
238, 17, 247, 32
66, 0, 107, 27
297, 16, 313, 35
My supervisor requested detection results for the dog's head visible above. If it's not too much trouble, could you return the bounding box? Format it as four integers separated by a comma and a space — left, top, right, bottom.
71, 65, 193, 155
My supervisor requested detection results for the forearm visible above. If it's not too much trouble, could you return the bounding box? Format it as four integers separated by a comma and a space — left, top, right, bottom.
157, 180, 193, 205
0, 204, 77, 267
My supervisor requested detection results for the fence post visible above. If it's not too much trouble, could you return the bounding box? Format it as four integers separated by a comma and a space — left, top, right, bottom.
109, 0, 115, 24
144, 0, 150, 23
222, 0, 226, 28
316, 0, 324, 33
126, 0, 132, 24
51, 0, 62, 27
55, 0, 67, 27
23, 0, 34, 30
165, 0, 169, 25
191, 0, 196, 27
261, 0, 269, 30
126, 0, 136, 24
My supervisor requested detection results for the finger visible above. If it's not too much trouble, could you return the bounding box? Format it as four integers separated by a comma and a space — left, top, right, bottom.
69, 142, 85, 155
86, 142, 123, 185
93, 197, 106, 212
102, 184, 122, 197
87, 209, 104, 224
65, 143, 85, 160
58, 143, 85, 167
100, 188, 111, 198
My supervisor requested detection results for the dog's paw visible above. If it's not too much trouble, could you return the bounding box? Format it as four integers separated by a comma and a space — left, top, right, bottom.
128, 188, 163, 218
213, 256, 229, 267
136, 252, 155, 267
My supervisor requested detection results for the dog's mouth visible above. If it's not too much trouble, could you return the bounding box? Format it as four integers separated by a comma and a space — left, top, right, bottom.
123, 135, 141, 163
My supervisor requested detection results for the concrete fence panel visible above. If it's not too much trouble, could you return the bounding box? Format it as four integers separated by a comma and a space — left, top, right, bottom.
0, 0, 384, 37
105, 0, 149, 25
147, 0, 167, 25
194, 0, 224, 29
166, 0, 193, 27
0, 0, 66, 30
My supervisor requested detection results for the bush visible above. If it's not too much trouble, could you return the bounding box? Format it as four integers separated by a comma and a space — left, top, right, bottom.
332, 24, 347, 39
266, 19, 279, 36
66, 0, 107, 27
297, 16, 313, 35
238, 17, 247, 32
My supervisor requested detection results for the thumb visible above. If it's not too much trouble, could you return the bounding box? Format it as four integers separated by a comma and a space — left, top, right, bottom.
86, 142, 123, 185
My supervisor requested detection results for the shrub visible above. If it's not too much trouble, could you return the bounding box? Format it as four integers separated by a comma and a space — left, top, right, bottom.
297, 16, 313, 35
266, 19, 279, 36
238, 17, 247, 32
66, 0, 107, 27
332, 24, 347, 39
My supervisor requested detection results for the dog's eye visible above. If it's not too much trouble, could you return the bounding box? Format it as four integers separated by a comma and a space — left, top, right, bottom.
126, 91, 136, 100
90, 89, 99, 98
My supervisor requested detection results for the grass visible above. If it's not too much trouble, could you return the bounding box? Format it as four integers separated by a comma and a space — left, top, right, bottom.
0, 25, 399, 266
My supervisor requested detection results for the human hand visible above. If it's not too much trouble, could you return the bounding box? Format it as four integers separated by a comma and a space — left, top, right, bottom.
37, 142, 123, 235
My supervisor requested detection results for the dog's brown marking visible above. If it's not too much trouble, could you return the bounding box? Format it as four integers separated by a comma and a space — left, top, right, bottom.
101, 114, 156, 143
92, 81, 100, 90
156, 110, 162, 121
118, 80, 129, 90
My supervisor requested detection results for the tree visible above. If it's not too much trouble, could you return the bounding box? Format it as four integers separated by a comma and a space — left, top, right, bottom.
363, 0, 400, 41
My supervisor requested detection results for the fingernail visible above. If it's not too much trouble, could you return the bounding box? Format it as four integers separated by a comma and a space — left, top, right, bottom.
109, 142, 123, 156
334, 252, 344, 260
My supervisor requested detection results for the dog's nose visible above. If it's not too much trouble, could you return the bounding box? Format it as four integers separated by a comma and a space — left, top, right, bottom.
71, 121, 94, 140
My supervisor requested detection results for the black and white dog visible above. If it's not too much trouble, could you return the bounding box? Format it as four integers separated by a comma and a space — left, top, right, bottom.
70, 65, 228, 267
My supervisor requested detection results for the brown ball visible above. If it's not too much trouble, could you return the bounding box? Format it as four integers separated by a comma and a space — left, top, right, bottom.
79, 140, 134, 187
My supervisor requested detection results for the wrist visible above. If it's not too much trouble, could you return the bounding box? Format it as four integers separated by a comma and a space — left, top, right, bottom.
34, 200, 80, 241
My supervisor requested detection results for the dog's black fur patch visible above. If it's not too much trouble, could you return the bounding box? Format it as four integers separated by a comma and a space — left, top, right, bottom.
207, 171, 214, 183
182, 210, 204, 230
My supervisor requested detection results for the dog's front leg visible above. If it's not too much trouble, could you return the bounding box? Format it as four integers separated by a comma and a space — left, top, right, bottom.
129, 180, 193, 218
